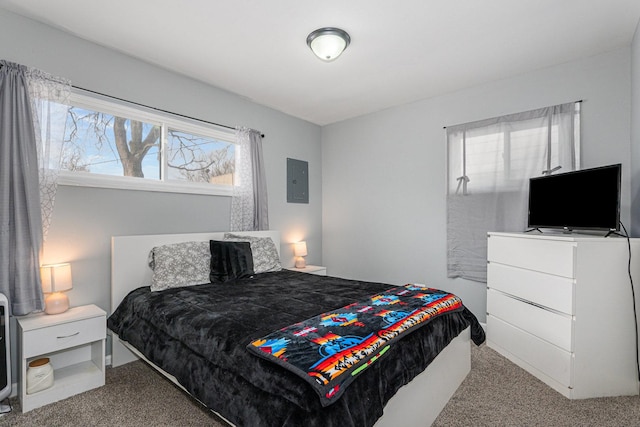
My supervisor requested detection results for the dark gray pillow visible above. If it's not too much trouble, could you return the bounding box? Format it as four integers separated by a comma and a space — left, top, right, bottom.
209, 240, 255, 283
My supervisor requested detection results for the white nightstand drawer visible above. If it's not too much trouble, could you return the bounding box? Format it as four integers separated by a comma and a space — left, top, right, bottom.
488, 315, 572, 387
488, 262, 574, 315
487, 289, 573, 351
488, 235, 576, 278
23, 316, 105, 359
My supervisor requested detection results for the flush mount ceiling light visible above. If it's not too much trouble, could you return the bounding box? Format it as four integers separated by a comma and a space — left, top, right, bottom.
306, 27, 351, 62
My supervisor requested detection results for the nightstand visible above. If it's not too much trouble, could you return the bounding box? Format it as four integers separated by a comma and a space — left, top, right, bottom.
17, 304, 106, 412
287, 265, 327, 276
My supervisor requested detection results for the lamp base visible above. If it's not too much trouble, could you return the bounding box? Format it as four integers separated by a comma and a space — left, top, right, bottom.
45, 292, 69, 315
295, 257, 306, 268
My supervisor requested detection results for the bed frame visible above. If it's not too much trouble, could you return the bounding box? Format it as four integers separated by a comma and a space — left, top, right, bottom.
110, 231, 471, 426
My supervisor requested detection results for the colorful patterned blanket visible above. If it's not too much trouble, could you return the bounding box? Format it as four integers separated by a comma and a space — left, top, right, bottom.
247, 284, 463, 406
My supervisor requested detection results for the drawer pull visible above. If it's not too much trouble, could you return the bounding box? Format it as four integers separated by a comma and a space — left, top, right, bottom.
57, 332, 80, 339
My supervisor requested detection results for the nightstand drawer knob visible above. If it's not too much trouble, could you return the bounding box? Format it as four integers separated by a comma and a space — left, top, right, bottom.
57, 332, 80, 339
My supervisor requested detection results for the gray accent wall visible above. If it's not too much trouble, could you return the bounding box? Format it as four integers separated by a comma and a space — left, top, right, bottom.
632, 19, 640, 238
0, 8, 322, 370
322, 48, 633, 322
631, 16, 640, 389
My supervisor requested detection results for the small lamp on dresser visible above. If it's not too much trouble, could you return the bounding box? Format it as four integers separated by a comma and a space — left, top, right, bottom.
294, 241, 308, 268
40, 263, 73, 315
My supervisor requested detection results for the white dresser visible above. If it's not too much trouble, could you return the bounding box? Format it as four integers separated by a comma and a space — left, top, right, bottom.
486, 232, 639, 399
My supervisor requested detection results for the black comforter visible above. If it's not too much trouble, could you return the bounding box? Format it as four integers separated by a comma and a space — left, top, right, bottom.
108, 270, 485, 427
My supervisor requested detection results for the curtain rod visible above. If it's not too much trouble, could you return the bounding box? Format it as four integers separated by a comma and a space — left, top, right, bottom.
442, 99, 583, 129
74, 86, 265, 138
0, 64, 264, 138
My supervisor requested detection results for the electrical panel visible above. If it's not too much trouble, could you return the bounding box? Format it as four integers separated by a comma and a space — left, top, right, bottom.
287, 158, 309, 204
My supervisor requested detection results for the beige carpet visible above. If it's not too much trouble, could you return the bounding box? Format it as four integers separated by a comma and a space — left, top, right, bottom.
433, 345, 640, 427
2, 345, 639, 426
1, 360, 223, 427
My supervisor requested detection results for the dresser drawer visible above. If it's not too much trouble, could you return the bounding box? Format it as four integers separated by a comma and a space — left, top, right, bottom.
487, 315, 572, 387
487, 289, 573, 351
488, 235, 576, 278
22, 316, 105, 359
488, 262, 574, 315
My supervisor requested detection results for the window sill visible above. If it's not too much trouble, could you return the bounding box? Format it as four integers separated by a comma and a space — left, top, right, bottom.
57, 172, 233, 196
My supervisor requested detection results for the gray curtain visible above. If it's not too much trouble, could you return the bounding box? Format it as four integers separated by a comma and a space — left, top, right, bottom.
0, 60, 70, 315
231, 127, 269, 231
250, 130, 269, 230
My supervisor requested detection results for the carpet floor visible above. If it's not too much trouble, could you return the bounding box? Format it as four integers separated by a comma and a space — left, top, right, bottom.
2, 344, 639, 426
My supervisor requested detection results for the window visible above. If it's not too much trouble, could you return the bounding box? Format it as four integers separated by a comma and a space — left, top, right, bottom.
446, 102, 581, 283
448, 104, 581, 195
166, 128, 234, 185
58, 92, 236, 195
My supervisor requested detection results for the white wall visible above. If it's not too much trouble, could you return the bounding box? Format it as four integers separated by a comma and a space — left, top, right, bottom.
322, 48, 632, 321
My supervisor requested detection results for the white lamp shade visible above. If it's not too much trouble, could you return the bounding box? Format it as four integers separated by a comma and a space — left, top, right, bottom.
40, 263, 73, 293
294, 241, 308, 257
307, 28, 350, 62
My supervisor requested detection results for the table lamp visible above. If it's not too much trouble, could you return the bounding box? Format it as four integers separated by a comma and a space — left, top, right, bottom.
294, 241, 308, 268
40, 263, 73, 315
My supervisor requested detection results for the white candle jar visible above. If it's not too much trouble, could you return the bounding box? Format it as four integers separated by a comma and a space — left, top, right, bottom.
26, 357, 54, 394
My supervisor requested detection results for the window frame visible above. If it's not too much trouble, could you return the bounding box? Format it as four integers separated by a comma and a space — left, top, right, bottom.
58, 91, 236, 196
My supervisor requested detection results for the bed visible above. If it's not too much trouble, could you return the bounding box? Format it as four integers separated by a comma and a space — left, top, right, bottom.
108, 231, 485, 426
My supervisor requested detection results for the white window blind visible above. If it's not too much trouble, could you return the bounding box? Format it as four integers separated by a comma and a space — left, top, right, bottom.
446, 102, 581, 282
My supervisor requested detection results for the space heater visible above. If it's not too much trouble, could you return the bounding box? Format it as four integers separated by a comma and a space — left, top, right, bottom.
0, 293, 10, 402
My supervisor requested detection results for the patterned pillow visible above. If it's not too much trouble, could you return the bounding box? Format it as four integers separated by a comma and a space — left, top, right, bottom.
224, 233, 282, 274
148, 241, 211, 291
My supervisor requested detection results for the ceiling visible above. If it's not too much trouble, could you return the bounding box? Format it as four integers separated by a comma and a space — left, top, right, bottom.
1, 0, 639, 126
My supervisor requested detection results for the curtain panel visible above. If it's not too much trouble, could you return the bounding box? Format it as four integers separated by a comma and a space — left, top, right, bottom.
0, 60, 70, 315
446, 102, 580, 283
28, 68, 71, 239
230, 127, 269, 231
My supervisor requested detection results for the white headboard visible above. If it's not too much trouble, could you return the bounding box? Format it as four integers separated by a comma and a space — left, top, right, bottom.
111, 230, 280, 313
110, 230, 280, 366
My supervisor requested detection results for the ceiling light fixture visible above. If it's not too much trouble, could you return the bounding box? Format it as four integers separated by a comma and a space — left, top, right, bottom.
306, 27, 351, 62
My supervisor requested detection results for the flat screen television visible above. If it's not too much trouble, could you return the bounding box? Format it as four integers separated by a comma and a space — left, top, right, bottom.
527, 164, 621, 233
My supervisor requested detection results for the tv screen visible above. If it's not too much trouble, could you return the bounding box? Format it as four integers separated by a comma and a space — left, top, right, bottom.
527, 164, 621, 232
